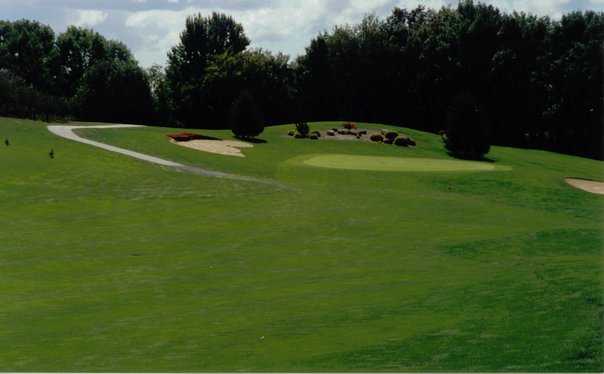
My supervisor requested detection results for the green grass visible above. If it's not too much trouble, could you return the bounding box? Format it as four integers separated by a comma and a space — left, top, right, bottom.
1, 118, 603, 371
300, 154, 507, 172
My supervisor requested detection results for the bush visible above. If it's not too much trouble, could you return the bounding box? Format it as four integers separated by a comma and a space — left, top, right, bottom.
444, 92, 490, 159
230, 90, 264, 138
394, 136, 409, 146
385, 131, 398, 141
370, 134, 384, 142
343, 122, 357, 130
296, 121, 310, 137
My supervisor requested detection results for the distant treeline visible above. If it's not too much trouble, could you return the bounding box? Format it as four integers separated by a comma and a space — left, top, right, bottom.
0, 1, 602, 159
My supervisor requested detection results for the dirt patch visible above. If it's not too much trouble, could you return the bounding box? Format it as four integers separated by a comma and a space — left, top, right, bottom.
565, 178, 604, 195
171, 139, 253, 157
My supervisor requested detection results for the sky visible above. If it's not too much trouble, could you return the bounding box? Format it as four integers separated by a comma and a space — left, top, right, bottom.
1, 0, 603, 67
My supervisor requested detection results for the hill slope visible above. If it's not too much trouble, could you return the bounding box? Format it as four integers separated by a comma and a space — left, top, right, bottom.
1, 118, 602, 371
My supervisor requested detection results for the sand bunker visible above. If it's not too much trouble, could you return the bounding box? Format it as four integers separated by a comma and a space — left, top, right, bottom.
171, 139, 253, 157
565, 178, 604, 195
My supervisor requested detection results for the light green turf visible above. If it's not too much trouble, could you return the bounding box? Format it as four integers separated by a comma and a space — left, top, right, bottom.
302, 154, 507, 172
0, 118, 602, 372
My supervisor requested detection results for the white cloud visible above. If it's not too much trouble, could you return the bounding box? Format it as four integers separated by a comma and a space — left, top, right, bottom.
71, 9, 109, 27
124, 1, 332, 66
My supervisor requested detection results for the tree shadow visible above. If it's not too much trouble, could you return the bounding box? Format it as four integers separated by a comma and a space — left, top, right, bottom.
237, 137, 267, 144
447, 152, 496, 163
197, 134, 222, 141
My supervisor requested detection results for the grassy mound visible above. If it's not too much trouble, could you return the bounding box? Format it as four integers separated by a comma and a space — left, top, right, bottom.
0, 119, 602, 372
302, 154, 505, 172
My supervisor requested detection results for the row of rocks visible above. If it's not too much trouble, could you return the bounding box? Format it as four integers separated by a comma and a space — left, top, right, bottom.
370, 130, 416, 146
288, 130, 322, 140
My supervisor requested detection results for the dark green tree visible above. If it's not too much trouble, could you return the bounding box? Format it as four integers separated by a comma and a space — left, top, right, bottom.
230, 90, 264, 139
166, 12, 250, 126
76, 59, 153, 124
444, 92, 491, 159
0, 20, 57, 93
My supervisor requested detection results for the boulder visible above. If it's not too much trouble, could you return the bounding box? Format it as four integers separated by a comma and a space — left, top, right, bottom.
394, 136, 410, 146
311, 131, 322, 138
370, 134, 384, 142
326, 130, 336, 136
288, 130, 295, 136
310, 134, 319, 140
383, 138, 394, 144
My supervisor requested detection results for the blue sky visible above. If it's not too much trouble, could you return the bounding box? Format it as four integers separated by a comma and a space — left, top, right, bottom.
1, 0, 602, 67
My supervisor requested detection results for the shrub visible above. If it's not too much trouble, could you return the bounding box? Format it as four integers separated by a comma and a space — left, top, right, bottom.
385, 131, 398, 141
394, 136, 410, 146
343, 122, 357, 130
444, 92, 490, 159
370, 134, 384, 142
296, 121, 310, 137
230, 90, 264, 138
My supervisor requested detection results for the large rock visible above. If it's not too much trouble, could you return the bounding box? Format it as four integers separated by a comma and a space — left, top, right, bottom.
370, 134, 384, 142
394, 135, 417, 147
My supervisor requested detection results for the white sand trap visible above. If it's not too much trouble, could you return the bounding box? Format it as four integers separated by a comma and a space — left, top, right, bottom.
566, 178, 604, 195
171, 139, 253, 157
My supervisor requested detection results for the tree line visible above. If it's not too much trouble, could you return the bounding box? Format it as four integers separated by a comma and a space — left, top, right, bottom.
0, 1, 602, 159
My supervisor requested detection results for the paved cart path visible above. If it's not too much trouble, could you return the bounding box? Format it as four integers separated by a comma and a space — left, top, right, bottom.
48, 124, 284, 186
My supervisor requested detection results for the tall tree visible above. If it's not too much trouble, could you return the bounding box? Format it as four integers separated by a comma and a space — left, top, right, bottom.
0, 20, 57, 92
166, 12, 250, 126
56, 27, 136, 97
76, 59, 153, 124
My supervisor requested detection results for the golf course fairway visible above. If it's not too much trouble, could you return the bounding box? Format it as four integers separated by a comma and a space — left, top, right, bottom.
302, 154, 504, 172
1, 118, 602, 372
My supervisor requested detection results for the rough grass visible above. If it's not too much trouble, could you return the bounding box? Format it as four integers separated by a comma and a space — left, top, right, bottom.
0, 118, 602, 371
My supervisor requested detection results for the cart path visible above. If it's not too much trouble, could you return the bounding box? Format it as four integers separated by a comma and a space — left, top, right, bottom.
47, 124, 284, 187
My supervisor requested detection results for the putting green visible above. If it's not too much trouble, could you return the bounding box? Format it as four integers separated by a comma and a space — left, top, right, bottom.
303, 154, 502, 172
